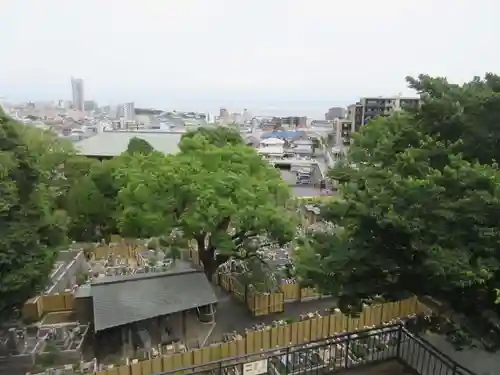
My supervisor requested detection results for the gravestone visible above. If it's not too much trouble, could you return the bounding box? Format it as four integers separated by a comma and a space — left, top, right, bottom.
6, 328, 20, 354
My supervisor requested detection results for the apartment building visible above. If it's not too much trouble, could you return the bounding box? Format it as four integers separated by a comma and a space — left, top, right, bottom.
362, 96, 420, 123
123, 102, 135, 121
334, 118, 357, 146
338, 96, 420, 145
324, 107, 345, 121
273, 116, 307, 129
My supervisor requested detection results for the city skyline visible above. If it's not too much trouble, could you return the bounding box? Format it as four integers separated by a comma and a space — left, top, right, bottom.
4, 76, 413, 118
1, 0, 499, 114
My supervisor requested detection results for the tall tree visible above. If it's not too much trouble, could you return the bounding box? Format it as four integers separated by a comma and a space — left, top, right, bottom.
180, 127, 244, 150
62, 156, 124, 242
126, 137, 154, 155
116, 130, 295, 278
0, 112, 69, 317
296, 74, 500, 302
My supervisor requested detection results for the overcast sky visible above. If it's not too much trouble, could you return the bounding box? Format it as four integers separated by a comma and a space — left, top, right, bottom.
1, 0, 499, 116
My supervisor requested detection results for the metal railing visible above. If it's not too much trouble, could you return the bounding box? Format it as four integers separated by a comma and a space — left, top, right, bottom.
399, 329, 477, 375
155, 323, 477, 375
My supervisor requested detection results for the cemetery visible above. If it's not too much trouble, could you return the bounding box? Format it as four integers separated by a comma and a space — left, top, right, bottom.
252, 324, 402, 375
45, 249, 88, 295
0, 235, 439, 375
1, 239, 219, 375
73, 240, 219, 361
0, 323, 90, 374
197, 223, 337, 317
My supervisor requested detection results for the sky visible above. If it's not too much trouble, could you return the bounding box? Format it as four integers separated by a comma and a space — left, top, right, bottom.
1, 0, 499, 117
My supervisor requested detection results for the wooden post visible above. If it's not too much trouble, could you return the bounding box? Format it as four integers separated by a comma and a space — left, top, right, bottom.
182, 310, 187, 340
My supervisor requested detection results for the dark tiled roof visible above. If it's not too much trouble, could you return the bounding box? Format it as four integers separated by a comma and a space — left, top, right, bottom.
91, 268, 217, 332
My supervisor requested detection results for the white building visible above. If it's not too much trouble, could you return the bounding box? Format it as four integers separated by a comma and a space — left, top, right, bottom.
259, 137, 285, 147
289, 139, 314, 156
243, 109, 252, 122
258, 145, 284, 157
123, 102, 135, 121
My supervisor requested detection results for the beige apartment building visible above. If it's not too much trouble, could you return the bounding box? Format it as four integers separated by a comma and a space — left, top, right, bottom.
336, 96, 420, 145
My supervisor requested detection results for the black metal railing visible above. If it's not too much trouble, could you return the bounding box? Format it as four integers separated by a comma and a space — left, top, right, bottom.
399, 329, 477, 375
155, 323, 477, 375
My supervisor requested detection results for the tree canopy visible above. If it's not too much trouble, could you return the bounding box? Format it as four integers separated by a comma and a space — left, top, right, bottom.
61, 155, 122, 242
126, 137, 154, 155
180, 127, 244, 149
115, 128, 296, 278
296, 73, 500, 306
0, 112, 70, 317
0, 117, 295, 316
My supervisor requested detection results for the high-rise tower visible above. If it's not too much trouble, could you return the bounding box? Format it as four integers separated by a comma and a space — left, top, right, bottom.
71, 77, 84, 111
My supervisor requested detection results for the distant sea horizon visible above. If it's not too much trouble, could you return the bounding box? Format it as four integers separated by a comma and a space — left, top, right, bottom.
2, 94, 350, 120
132, 98, 343, 120
148, 104, 334, 120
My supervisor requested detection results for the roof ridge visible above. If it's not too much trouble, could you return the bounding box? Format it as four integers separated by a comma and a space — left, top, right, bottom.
91, 268, 200, 286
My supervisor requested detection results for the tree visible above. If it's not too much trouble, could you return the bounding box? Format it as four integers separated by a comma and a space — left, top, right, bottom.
0, 111, 69, 317
115, 129, 296, 279
69, 156, 126, 241
126, 137, 154, 155
311, 137, 321, 155
296, 74, 500, 304
180, 127, 244, 150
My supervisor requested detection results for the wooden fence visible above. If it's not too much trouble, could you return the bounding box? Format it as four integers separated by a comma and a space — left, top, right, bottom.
247, 289, 285, 316
281, 282, 323, 302
92, 243, 140, 260
109, 234, 122, 243
216, 274, 330, 316
89, 296, 427, 375
216, 274, 284, 316
23, 293, 75, 322
23, 239, 142, 321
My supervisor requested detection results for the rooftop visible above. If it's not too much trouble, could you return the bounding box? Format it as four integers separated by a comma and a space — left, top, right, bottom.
75, 131, 183, 157
261, 131, 307, 139
91, 266, 217, 331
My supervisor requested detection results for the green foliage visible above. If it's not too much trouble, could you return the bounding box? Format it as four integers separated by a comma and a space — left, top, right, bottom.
115, 128, 296, 277
180, 126, 244, 151
38, 341, 61, 368
0, 113, 70, 318
61, 156, 123, 242
238, 257, 281, 292
311, 138, 321, 154
126, 137, 154, 155
297, 73, 500, 302
168, 246, 182, 262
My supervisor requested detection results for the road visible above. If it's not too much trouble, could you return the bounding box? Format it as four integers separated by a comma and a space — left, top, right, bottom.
280, 170, 323, 197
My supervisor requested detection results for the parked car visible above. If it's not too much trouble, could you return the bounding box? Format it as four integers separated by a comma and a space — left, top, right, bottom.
296, 177, 311, 185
